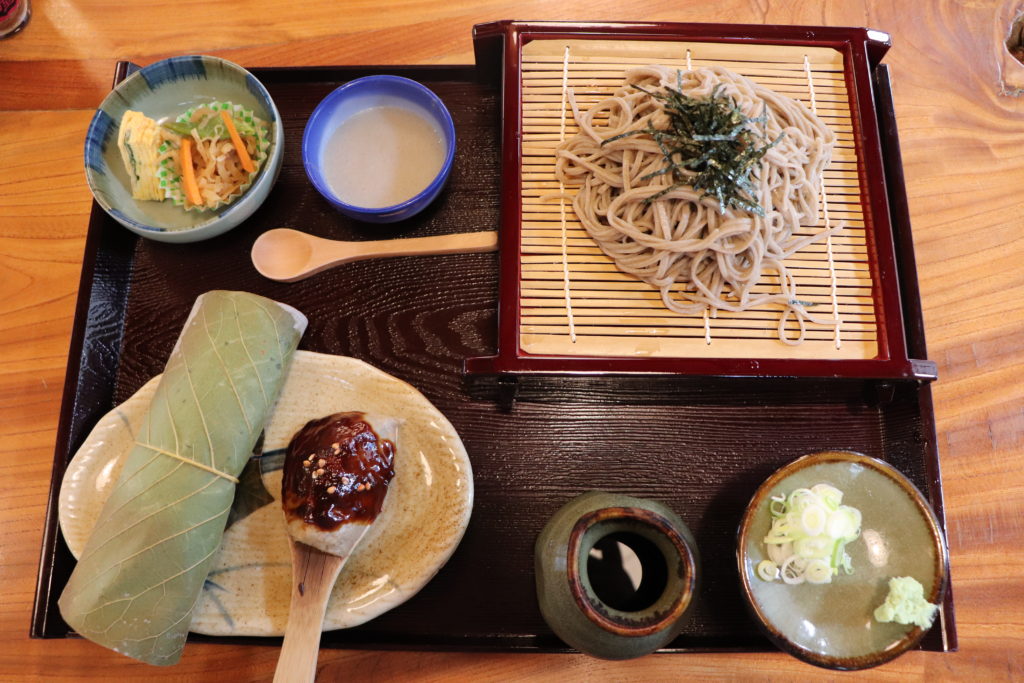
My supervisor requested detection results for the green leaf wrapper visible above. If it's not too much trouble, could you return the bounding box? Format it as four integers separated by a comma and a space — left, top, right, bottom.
58, 291, 307, 665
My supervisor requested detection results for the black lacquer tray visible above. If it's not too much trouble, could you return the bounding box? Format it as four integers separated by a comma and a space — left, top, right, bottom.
33, 52, 956, 654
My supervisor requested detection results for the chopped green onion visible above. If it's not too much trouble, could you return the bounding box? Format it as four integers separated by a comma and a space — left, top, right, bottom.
756, 560, 779, 581
758, 483, 862, 585
805, 559, 832, 584
780, 555, 806, 585
800, 503, 827, 536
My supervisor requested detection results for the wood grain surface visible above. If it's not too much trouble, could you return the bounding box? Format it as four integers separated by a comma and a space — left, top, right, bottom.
2, 1, 1022, 681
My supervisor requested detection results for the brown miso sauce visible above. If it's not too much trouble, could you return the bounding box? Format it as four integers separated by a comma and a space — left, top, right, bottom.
281, 412, 396, 531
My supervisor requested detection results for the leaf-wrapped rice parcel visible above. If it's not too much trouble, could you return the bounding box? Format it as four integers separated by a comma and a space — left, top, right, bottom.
59, 290, 307, 665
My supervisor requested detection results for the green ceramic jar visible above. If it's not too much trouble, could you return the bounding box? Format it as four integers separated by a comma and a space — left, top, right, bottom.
534, 491, 700, 660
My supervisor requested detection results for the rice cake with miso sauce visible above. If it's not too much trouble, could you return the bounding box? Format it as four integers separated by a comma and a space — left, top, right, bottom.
281, 412, 397, 557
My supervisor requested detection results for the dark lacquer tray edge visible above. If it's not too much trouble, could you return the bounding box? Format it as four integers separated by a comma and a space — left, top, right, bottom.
31, 61, 139, 639
31, 57, 955, 655
873, 63, 957, 652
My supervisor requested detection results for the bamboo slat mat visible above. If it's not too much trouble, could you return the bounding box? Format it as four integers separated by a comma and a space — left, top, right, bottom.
518, 39, 878, 360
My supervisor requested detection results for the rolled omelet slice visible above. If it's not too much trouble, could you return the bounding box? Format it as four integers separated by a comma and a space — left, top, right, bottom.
117, 110, 165, 201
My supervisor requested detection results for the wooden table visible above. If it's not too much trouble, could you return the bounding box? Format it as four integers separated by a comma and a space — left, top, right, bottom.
2, 1, 1021, 680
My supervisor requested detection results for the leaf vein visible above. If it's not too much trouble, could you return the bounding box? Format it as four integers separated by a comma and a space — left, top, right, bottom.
202, 304, 253, 433
77, 474, 221, 566
232, 296, 269, 407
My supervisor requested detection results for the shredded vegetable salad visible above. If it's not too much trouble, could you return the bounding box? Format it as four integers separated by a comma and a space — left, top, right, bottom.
757, 483, 862, 585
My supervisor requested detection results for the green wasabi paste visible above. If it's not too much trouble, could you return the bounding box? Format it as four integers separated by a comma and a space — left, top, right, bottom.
873, 576, 939, 629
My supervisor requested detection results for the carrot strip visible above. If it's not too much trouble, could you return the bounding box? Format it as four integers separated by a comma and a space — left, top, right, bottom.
220, 109, 256, 173
179, 138, 203, 207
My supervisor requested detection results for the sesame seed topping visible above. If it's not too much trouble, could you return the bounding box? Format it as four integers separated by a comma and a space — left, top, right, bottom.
327, 486, 337, 494
315, 468, 325, 477
302, 460, 311, 468
318, 458, 326, 468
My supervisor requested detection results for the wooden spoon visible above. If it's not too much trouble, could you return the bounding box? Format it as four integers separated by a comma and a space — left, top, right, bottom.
251, 228, 499, 282
274, 413, 396, 682
273, 525, 372, 683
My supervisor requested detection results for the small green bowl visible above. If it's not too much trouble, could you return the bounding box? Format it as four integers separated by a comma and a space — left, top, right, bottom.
737, 450, 949, 670
83, 55, 283, 243
535, 491, 700, 660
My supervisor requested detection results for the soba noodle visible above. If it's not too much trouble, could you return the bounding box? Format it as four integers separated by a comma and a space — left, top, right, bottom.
554, 65, 840, 344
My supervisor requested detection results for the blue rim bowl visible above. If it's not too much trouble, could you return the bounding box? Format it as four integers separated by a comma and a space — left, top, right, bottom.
301, 75, 456, 224
83, 55, 283, 244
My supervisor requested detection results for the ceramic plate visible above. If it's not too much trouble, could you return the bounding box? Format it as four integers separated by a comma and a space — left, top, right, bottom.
59, 351, 473, 636
737, 450, 948, 670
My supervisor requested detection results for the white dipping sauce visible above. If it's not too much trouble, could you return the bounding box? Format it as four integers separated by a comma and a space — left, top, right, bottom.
322, 105, 446, 209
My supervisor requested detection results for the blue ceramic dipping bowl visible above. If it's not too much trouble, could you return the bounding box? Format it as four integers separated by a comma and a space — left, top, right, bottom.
302, 75, 456, 223
84, 55, 283, 243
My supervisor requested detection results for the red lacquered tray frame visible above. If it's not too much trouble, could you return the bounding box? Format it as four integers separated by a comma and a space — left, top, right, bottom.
466, 21, 937, 382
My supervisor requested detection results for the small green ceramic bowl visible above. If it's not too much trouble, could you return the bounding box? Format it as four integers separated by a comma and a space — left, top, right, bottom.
737, 450, 949, 670
535, 491, 700, 660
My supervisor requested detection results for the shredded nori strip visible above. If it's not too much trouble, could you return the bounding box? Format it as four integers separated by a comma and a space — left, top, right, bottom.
603, 80, 783, 215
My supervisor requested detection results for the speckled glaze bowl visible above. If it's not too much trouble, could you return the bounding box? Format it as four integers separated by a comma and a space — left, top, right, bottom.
83, 55, 283, 243
535, 491, 700, 660
737, 450, 949, 670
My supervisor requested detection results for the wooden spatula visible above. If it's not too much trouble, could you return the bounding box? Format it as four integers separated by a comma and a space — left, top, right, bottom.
273, 523, 372, 683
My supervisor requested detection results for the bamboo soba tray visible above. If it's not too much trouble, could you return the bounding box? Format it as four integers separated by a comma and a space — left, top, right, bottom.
468, 21, 937, 381
34, 31, 955, 658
